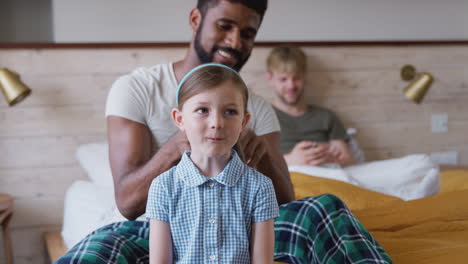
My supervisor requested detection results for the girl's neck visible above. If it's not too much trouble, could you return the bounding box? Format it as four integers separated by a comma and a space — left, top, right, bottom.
189, 151, 232, 177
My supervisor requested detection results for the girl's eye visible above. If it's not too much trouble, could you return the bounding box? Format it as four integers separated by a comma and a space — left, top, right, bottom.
196, 108, 208, 114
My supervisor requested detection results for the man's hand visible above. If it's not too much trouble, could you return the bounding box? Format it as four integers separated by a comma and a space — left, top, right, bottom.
237, 129, 294, 204
239, 128, 267, 167
161, 130, 191, 157
284, 141, 331, 166
328, 140, 354, 167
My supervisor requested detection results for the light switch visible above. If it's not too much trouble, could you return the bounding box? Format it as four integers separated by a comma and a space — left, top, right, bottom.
431, 114, 448, 133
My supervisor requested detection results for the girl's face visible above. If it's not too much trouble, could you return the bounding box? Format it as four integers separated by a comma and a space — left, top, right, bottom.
172, 81, 250, 158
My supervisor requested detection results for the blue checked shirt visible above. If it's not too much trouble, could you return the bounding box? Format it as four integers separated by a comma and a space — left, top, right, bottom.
146, 150, 279, 263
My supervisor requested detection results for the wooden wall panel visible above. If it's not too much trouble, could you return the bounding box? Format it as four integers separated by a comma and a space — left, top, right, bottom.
1, 167, 85, 199
0, 45, 467, 263
0, 105, 105, 137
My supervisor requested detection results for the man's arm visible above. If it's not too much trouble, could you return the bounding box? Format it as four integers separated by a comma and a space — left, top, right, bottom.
248, 131, 294, 205
107, 116, 189, 220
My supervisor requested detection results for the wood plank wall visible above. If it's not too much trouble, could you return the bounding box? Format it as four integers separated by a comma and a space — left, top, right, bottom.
0, 45, 467, 263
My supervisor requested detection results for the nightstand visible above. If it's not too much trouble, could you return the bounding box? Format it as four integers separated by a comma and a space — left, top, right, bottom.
0, 193, 14, 264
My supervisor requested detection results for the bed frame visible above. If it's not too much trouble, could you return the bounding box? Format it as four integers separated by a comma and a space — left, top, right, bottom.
44, 232, 68, 263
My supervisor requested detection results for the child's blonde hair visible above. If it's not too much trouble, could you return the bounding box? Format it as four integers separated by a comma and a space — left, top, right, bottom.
266, 45, 307, 74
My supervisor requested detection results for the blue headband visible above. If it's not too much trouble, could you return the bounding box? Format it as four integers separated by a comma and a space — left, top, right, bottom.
175, 63, 240, 105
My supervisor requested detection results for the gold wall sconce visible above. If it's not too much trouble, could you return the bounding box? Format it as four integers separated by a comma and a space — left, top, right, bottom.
400, 65, 433, 104
0, 68, 32, 106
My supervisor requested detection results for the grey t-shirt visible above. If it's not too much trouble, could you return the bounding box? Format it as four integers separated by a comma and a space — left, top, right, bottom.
274, 105, 348, 153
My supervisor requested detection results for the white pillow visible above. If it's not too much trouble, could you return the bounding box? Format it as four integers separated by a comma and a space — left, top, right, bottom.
289, 154, 440, 201
346, 154, 440, 200
63, 142, 148, 249
61, 180, 127, 249
76, 142, 114, 187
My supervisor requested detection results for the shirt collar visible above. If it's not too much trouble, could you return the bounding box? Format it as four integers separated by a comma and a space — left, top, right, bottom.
176, 150, 245, 187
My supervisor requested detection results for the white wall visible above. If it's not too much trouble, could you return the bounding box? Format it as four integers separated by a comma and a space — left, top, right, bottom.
0, 0, 52, 42
52, 0, 468, 43
52, 0, 193, 42
261, 0, 468, 41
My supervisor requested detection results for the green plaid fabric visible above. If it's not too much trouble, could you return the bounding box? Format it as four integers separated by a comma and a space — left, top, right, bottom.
55, 194, 391, 264
274, 194, 392, 264
56, 221, 150, 264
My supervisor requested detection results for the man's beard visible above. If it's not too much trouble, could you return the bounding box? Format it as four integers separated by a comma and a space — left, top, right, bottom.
276, 89, 304, 106
194, 23, 251, 71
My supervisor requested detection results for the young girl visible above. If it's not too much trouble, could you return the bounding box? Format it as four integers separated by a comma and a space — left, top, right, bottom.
146, 63, 279, 263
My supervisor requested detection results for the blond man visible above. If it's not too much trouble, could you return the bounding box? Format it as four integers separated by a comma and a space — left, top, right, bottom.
266, 45, 354, 167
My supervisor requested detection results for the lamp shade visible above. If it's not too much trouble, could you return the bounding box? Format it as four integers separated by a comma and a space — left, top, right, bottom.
403, 72, 433, 104
0, 68, 32, 106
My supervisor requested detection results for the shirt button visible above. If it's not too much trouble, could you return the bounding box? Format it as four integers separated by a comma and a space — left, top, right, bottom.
210, 255, 216, 261
209, 218, 216, 224
209, 182, 215, 188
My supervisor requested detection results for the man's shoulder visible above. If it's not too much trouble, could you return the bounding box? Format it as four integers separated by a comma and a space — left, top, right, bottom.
121, 62, 173, 83
108, 61, 176, 103
247, 90, 268, 106
246, 90, 274, 116
244, 89, 280, 135
106, 62, 176, 121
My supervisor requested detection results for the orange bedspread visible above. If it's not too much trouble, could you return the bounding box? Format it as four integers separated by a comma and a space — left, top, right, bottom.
288, 169, 468, 264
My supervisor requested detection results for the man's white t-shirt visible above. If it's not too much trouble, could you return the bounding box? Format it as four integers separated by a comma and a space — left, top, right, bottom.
105, 62, 280, 153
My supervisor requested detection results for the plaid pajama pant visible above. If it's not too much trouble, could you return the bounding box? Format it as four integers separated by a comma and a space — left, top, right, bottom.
55, 194, 392, 264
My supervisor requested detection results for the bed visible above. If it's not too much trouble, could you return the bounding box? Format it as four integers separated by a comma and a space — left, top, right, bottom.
288, 166, 468, 264
44, 163, 468, 264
